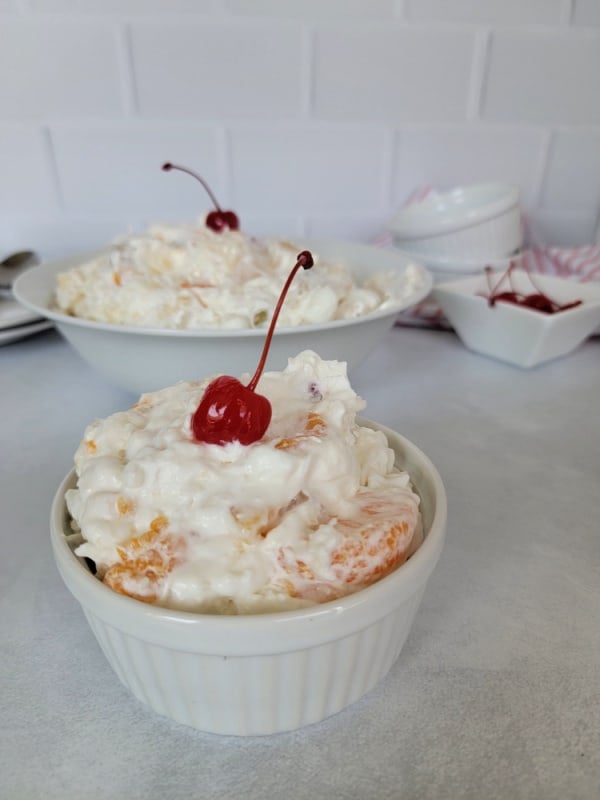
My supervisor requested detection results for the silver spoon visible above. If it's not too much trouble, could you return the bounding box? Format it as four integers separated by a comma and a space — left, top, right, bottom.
0, 250, 39, 295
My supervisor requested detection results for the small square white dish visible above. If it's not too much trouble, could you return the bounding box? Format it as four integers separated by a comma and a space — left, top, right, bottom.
432, 270, 600, 368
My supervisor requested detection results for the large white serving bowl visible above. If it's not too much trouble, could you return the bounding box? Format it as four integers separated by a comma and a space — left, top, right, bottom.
51, 419, 446, 736
14, 240, 432, 395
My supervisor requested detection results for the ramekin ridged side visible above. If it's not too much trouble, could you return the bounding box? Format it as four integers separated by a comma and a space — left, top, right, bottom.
394, 206, 521, 260
81, 590, 424, 736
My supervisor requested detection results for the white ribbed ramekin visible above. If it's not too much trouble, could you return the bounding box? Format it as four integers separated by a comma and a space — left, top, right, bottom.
388, 183, 521, 261
50, 421, 446, 736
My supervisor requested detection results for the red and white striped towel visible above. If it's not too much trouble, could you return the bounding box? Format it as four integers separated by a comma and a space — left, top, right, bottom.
391, 245, 600, 331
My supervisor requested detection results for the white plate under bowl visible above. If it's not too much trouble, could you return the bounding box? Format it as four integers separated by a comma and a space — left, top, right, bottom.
14, 240, 433, 395
0, 319, 53, 346
0, 297, 43, 330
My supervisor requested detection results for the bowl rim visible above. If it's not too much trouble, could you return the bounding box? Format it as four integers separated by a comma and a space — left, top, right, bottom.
388, 182, 520, 239
50, 420, 447, 655
14, 240, 433, 338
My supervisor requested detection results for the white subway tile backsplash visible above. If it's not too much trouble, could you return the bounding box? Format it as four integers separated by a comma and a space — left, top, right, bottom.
0, 215, 145, 260
51, 125, 222, 215
483, 29, 600, 124
224, 0, 394, 19
541, 131, 600, 211
30, 0, 214, 11
392, 127, 546, 206
527, 209, 598, 246
305, 215, 383, 242
0, 22, 123, 120
229, 126, 388, 213
237, 214, 304, 238
0, 127, 59, 213
573, 0, 600, 26
405, 0, 566, 25
0, 5, 598, 254
314, 26, 476, 123
130, 22, 303, 118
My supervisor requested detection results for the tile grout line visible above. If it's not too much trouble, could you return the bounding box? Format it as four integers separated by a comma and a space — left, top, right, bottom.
466, 26, 491, 124
116, 21, 138, 117
388, 128, 401, 209
302, 23, 315, 120
221, 126, 234, 207
41, 125, 65, 213
531, 129, 553, 210
393, 0, 406, 20
562, 0, 576, 25
593, 206, 600, 244
381, 126, 396, 211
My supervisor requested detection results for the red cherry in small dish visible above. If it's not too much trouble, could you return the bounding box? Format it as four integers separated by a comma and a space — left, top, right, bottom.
483, 264, 582, 314
489, 290, 520, 307
519, 293, 555, 313
192, 250, 315, 446
162, 162, 239, 232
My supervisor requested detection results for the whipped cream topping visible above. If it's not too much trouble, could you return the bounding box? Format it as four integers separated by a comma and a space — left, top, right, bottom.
67, 351, 420, 614
54, 221, 402, 329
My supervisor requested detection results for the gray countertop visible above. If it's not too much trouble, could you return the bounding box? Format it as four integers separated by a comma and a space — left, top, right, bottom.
2, 327, 599, 800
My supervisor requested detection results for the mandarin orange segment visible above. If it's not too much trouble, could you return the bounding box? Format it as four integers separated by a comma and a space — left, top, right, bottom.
275, 413, 327, 450
231, 506, 281, 538
116, 496, 135, 516
103, 516, 184, 604
277, 489, 418, 602
274, 437, 296, 451
180, 280, 214, 289
295, 559, 315, 580
232, 493, 307, 538
305, 412, 325, 432
131, 395, 151, 409
150, 515, 168, 533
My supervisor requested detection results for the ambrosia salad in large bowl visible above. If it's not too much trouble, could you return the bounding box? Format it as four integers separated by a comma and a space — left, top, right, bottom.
14, 163, 431, 394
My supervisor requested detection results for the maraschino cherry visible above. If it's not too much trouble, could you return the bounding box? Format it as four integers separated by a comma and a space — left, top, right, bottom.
192, 250, 314, 446
161, 162, 239, 233
483, 263, 582, 314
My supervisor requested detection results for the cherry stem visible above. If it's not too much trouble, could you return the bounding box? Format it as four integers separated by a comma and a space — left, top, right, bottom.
506, 262, 527, 303
162, 162, 223, 212
484, 259, 581, 313
246, 251, 314, 393
522, 261, 561, 310
486, 262, 514, 304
